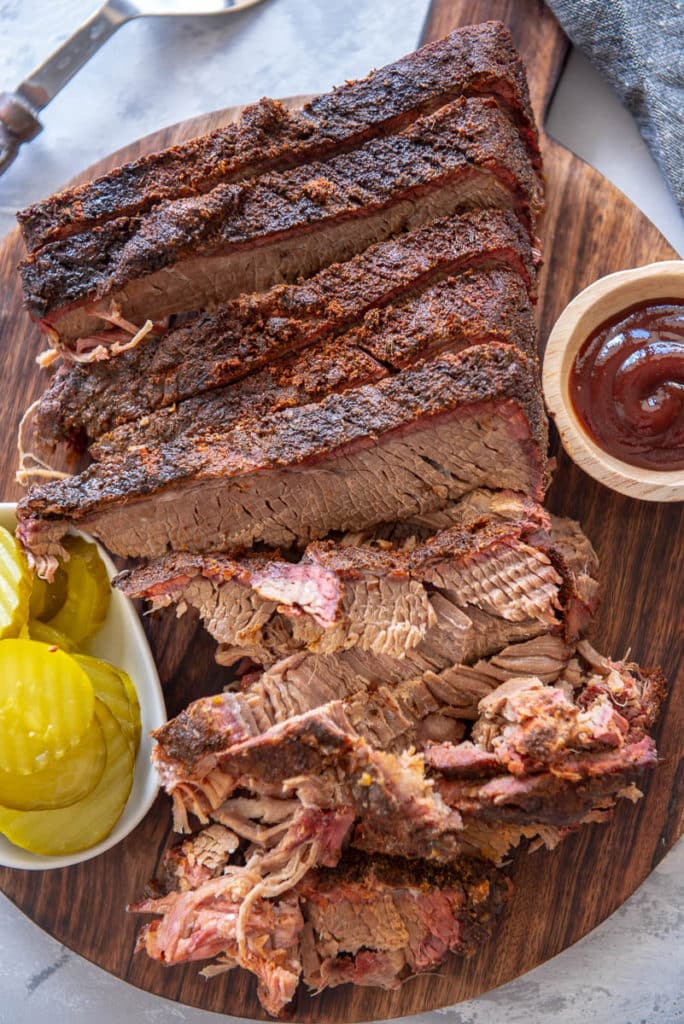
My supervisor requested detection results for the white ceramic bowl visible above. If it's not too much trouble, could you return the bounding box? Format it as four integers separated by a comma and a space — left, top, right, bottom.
0, 503, 166, 870
543, 260, 684, 502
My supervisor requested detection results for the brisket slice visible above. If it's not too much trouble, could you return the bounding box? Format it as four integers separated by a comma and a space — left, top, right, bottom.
35, 207, 535, 449
151, 635, 574, 779
132, 851, 509, 1017
167, 713, 488, 868
88, 265, 535, 461
22, 97, 542, 340
546, 515, 601, 638
436, 738, 657, 828
115, 490, 596, 672
89, 335, 388, 461
240, 625, 566, 736
160, 703, 473, 862
18, 346, 548, 568
152, 655, 599, 793
19, 21, 539, 251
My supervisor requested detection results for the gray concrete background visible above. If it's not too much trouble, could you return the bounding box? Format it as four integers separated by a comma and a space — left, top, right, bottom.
0, 2, 681, 1022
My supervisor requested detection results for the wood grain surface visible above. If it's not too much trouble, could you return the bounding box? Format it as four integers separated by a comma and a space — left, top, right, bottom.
0, 1, 682, 1020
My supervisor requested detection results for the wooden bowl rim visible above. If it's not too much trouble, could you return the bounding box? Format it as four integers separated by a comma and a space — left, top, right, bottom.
542, 260, 684, 502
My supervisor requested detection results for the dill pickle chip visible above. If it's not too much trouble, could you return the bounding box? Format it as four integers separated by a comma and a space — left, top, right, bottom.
28, 619, 76, 652
46, 536, 110, 645
0, 700, 134, 855
0, 714, 105, 811
115, 666, 141, 752
29, 565, 68, 622
74, 655, 136, 753
0, 526, 31, 639
0, 640, 94, 775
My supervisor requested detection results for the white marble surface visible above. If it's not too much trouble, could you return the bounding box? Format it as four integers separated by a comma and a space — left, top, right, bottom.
0, 3, 682, 1023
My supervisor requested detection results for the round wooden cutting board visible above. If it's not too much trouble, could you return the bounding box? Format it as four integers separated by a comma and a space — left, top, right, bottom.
0, 0, 681, 1020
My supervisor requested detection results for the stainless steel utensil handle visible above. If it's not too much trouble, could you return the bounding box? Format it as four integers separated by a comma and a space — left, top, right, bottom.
18, 3, 132, 112
0, 93, 41, 175
0, 2, 132, 175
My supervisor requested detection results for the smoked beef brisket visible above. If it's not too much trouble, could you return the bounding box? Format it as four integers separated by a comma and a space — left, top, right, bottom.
133, 851, 510, 1017
46, 264, 536, 459
22, 96, 542, 342
87, 263, 536, 463
130, 648, 663, 1014
18, 346, 548, 567
14, 25, 669, 1019
34, 208, 536, 450
20, 22, 539, 253
115, 490, 598, 673
151, 635, 573, 774
151, 644, 664, 858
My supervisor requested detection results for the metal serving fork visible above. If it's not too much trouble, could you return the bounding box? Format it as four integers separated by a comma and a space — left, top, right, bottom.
0, 0, 267, 176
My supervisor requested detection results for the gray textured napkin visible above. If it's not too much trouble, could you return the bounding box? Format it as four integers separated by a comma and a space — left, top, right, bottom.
546, 0, 684, 214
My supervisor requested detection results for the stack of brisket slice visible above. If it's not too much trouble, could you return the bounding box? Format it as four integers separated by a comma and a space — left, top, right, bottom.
14, 22, 666, 1018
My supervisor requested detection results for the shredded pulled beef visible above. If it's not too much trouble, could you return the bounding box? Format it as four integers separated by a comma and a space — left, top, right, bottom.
132, 850, 510, 1016
131, 646, 663, 1014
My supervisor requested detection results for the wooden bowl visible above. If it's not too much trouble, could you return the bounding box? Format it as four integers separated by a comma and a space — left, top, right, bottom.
543, 260, 684, 502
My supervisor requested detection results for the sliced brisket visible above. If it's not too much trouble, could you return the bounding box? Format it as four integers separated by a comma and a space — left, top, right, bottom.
89, 265, 535, 462
151, 634, 574, 781
35, 208, 536, 450
18, 346, 548, 568
247, 617, 566, 726
89, 336, 389, 461
20, 21, 539, 251
115, 490, 594, 675
87, 264, 535, 463
133, 645, 661, 1020
437, 738, 658, 828
129, 649, 661, 982
156, 702, 470, 862
546, 516, 601, 638
22, 97, 542, 341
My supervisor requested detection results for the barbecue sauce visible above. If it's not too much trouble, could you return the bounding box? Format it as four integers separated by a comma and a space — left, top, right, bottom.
569, 300, 684, 471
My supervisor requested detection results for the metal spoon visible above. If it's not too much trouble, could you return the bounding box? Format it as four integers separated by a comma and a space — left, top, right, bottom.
0, 0, 267, 176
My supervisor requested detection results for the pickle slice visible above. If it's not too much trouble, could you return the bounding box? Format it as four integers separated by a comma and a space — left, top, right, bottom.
29, 565, 68, 622
0, 527, 31, 639
28, 619, 76, 653
74, 655, 136, 753
0, 714, 105, 811
115, 666, 142, 752
0, 700, 134, 855
0, 640, 94, 775
46, 536, 111, 645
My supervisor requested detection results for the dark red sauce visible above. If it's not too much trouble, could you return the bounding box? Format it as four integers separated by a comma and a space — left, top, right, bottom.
570, 300, 684, 471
